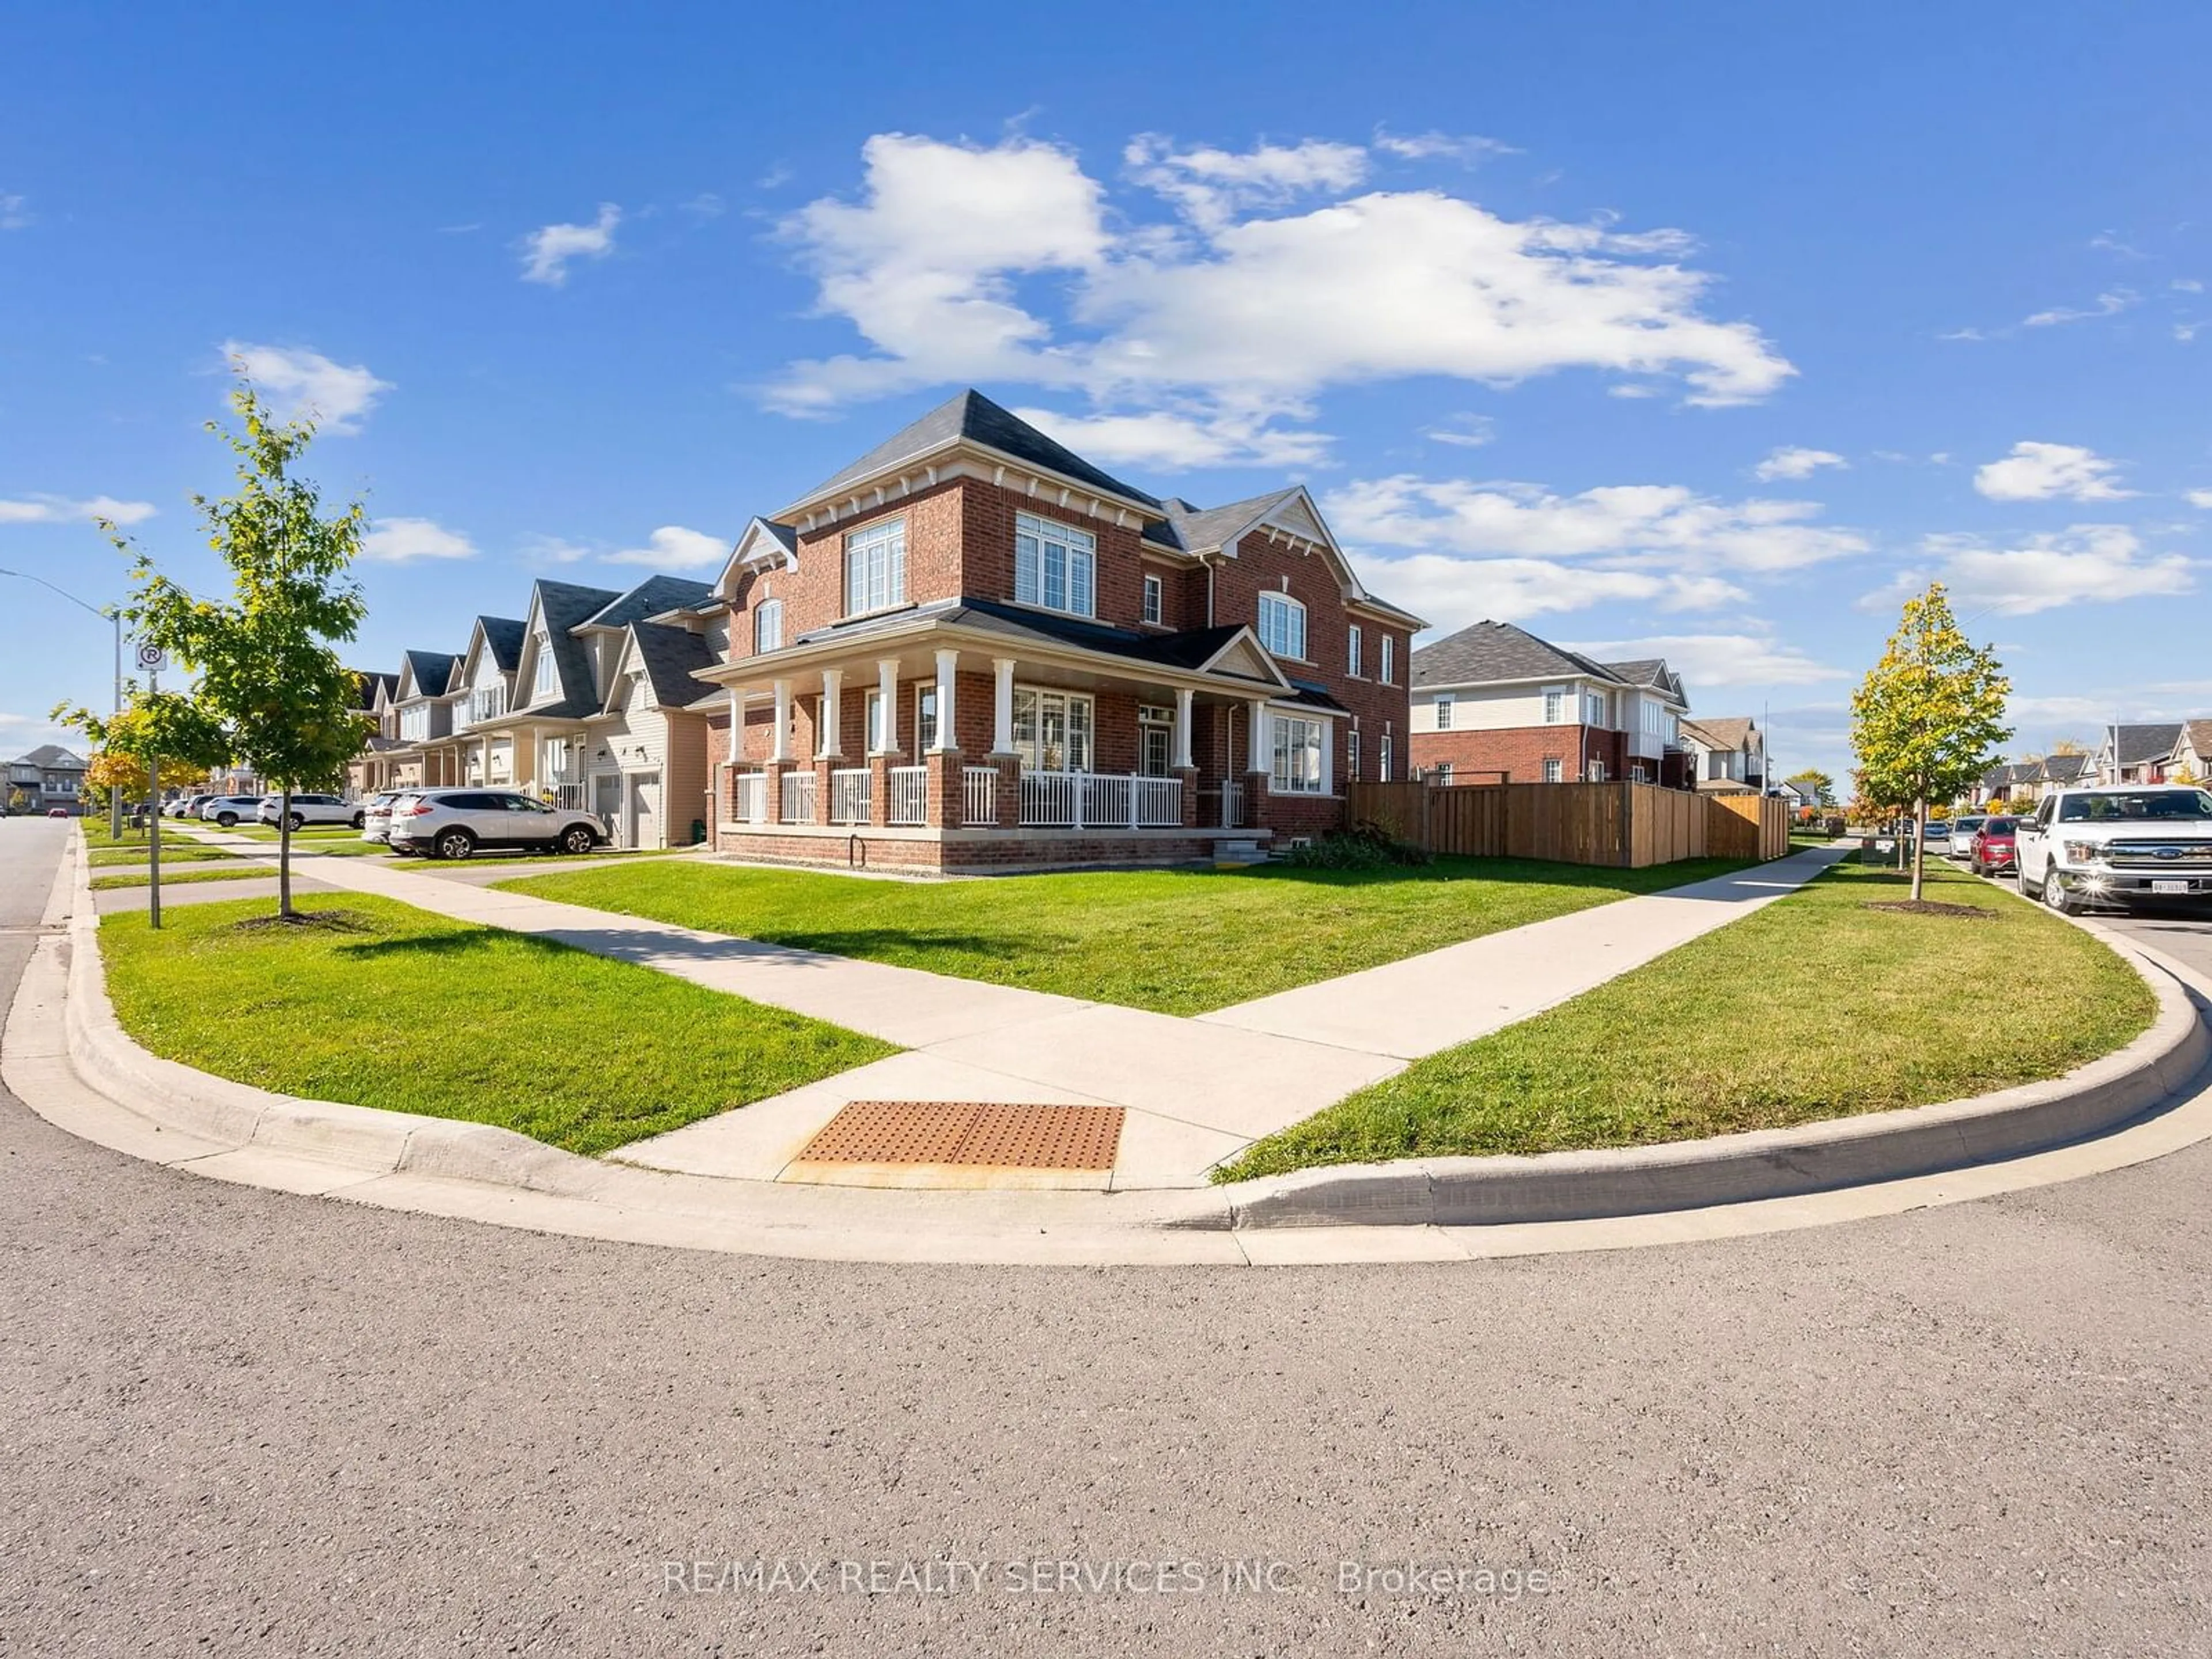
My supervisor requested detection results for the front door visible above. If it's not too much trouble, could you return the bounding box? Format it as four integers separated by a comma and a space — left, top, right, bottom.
1139, 721, 1172, 778
630, 772, 661, 850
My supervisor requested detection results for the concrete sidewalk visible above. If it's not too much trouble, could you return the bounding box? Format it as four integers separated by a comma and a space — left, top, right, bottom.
247, 843, 1846, 1187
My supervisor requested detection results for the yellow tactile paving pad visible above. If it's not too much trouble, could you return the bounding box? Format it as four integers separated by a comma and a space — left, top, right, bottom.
797, 1100, 1126, 1171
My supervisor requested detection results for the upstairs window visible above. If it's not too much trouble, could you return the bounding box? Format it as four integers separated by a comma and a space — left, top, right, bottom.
1142, 573, 1162, 626
1586, 691, 1605, 726
754, 598, 784, 654
532, 635, 556, 698
1543, 685, 1566, 724
1256, 591, 1306, 660
843, 517, 907, 616
1014, 512, 1096, 618
1435, 694, 1455, 731
1380, 635, 1394, 684
1347, 624, 1363, 677
469, 685, 505, 724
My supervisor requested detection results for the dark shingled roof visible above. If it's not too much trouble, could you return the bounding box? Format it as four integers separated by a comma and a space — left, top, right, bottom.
579, 575, 715, 632
1410, 620, 1619, 688
2112, 722, 2184, 767
623, 623, 721, 709
1682, 716, 1756, 752
2040, 752, 2090, 783
1156, 490, 1300, 556
528, 580, 623, 718
792, 596, 1282, 686
350, 670, 400, 710
791, 389, 1159, 514
401, 650, 459, 700
476, 618, 525, 672
13, 744, 86, 770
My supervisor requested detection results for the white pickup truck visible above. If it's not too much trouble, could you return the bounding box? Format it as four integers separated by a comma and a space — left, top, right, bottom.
2014, 784, 2212, 915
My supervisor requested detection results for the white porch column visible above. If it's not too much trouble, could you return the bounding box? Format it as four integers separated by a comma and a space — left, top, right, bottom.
874, 658, 900, 754
931, 649, 959, 752
1173, 687, 1195, 770
771, 679, 792, 763
817, 669, 844, 759
1247, 700, 1269, 774
991, 657, 1017, 756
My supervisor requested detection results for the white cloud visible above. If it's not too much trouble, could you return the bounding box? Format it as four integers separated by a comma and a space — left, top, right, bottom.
221, 341, 392, 434
1372, 131, 1520, 165
1012, 405, 1330, 469
1422, 414, 1496, 449
2187, 489, 2212, 510
767, 132, 1796, 426
1752, 446, 1847, 482
2173, 278, 2205, 294
520, 203, 620, 285
1972, 440, 2132, 502
1865, 525, 2194, 617
518, 533, 594, 566
359, 517, 477, 562
678, 193, 726, 222
1361, 554, 1744, 634
604, 525, 728, 569
0, 193, 28, 230
2022, 289, 2137, 328
0, 493, 157, 526
1321, 475, 1868, 571
1562, 632, 1847, 688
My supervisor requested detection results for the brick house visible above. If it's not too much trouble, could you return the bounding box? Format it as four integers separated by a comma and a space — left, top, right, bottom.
691, 389, 1423, 872
1406, 620, 1691, 787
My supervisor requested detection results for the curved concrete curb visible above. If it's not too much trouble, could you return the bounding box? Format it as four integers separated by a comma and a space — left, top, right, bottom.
1216, 920, 2210, 1229
18, 827, 2212, 1266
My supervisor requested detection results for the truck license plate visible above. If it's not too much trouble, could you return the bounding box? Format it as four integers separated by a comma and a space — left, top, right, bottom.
2152, 880, 2189, 895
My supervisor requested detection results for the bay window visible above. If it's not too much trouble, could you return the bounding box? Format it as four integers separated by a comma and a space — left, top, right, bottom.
1271, 713, 1324, 794
843, 518, 906, 616
1257, 591, 1306, 659
1014, 512, 1095, 617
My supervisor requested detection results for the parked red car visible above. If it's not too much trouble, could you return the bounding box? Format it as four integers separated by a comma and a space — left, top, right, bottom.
1969, 816, 2018, 876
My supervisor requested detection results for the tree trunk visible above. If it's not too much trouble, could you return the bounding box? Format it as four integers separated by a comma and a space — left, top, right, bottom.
278, 785, 294, 919
1910, 796, 1927, 903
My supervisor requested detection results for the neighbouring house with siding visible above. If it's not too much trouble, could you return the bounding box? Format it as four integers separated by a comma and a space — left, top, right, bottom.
692, 388, 1422, 872
2094, 723, 2184, 786
1679, 716, 1768, 795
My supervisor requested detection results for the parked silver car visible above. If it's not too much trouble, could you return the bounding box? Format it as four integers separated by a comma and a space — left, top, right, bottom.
256, 791, 363, 830
358, 791, 403, 844
1945, 814, 1986, 861
197, 794, 266, 828
385, 789, 608, 861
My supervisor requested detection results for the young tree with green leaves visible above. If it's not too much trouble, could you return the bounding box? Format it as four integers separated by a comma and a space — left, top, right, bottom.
55, 690, 233, 927
109, 381, 371, 921
1850, 582, 2012, 902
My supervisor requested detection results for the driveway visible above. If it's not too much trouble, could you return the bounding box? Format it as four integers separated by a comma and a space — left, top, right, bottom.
5, 816, 2212, 1656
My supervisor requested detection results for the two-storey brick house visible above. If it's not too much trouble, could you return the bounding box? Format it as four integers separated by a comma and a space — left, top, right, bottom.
694, 390, 1423, 872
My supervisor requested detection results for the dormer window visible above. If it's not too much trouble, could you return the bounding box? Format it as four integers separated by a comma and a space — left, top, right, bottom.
1256, 592, 1306, 660
1014, 512, 1095, 618
533, 634, 555, 698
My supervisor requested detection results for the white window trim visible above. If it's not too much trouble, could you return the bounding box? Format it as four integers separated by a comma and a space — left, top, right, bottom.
1434, 692, 1454, 731
532, 635, 556, 700
1012, 685, 1097, 774
1347, 624, 1363, 678
1256, 591, 1308, 661
1347, 728, 1361, 781
1543, 756, 1563, 783
1014, 511, 1097, 619
1269, 711, 1328, 795
1141, 572, 1162, 626
843, 517, 908, 618
754, 598, 784, 655
1543, 685, 1566, 725
1380, 635, 1393, 685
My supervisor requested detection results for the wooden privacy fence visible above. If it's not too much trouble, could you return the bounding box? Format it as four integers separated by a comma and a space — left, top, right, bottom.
1347, 781, 1791, 869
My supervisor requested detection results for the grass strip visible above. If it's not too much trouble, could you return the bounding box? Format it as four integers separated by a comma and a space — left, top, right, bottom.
88, 845, 240, 867
99, 894, 894, 1155
1217, 859, 2157, 1180
499, 854, 1754, 1016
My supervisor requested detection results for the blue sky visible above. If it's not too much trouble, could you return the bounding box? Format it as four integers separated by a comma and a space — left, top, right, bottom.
4, 2, 2209, 784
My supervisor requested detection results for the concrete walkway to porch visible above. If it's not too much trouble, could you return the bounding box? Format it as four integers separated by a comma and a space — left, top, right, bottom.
167, 825, 1849, 1188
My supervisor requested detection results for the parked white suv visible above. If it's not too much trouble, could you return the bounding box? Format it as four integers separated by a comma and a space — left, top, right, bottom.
358, 791, 403, 844
256, 792, 363, 830
2014, 785, 2212, 915
385, 789, 608, 861
197, 794, 266, 828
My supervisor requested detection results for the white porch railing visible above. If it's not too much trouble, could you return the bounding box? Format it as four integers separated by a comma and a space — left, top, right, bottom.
830, 768, 871, 824
780, 771, 816, 824
889, 766, 928, 827
1019, 771, 1182, 829
1218, 779, 1243, 828
550, 782, 585, 812
731, 772, 767, 825
962, 766, 998, 826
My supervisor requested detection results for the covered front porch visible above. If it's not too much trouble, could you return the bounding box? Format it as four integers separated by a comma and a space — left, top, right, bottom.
709, 630, 1323, 873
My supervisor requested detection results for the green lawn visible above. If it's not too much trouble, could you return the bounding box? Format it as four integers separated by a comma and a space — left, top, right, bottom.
498, 854, 1757, 1016
99, 895, 894, 1156
93, 866, 287, 890
88, 844, 240, 866
1217, 859, 2157, 1180
210, 823, 362, 841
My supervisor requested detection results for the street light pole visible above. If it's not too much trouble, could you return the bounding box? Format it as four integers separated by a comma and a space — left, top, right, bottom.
0, 566, 123, 838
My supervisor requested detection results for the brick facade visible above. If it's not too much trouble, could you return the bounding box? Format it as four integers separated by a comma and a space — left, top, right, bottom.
1414, 724, 1649, 785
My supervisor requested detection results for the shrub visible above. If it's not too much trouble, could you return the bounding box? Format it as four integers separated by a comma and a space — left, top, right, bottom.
1282, 820, 1432, 870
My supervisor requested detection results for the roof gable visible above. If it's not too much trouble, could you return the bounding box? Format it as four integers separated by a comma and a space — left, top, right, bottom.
715, 518, 798, 596
601, 622, 721, 713
397, 649, 459, 702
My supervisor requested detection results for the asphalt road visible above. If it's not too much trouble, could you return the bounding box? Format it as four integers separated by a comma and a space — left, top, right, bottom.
4, 817, 2211, 1657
